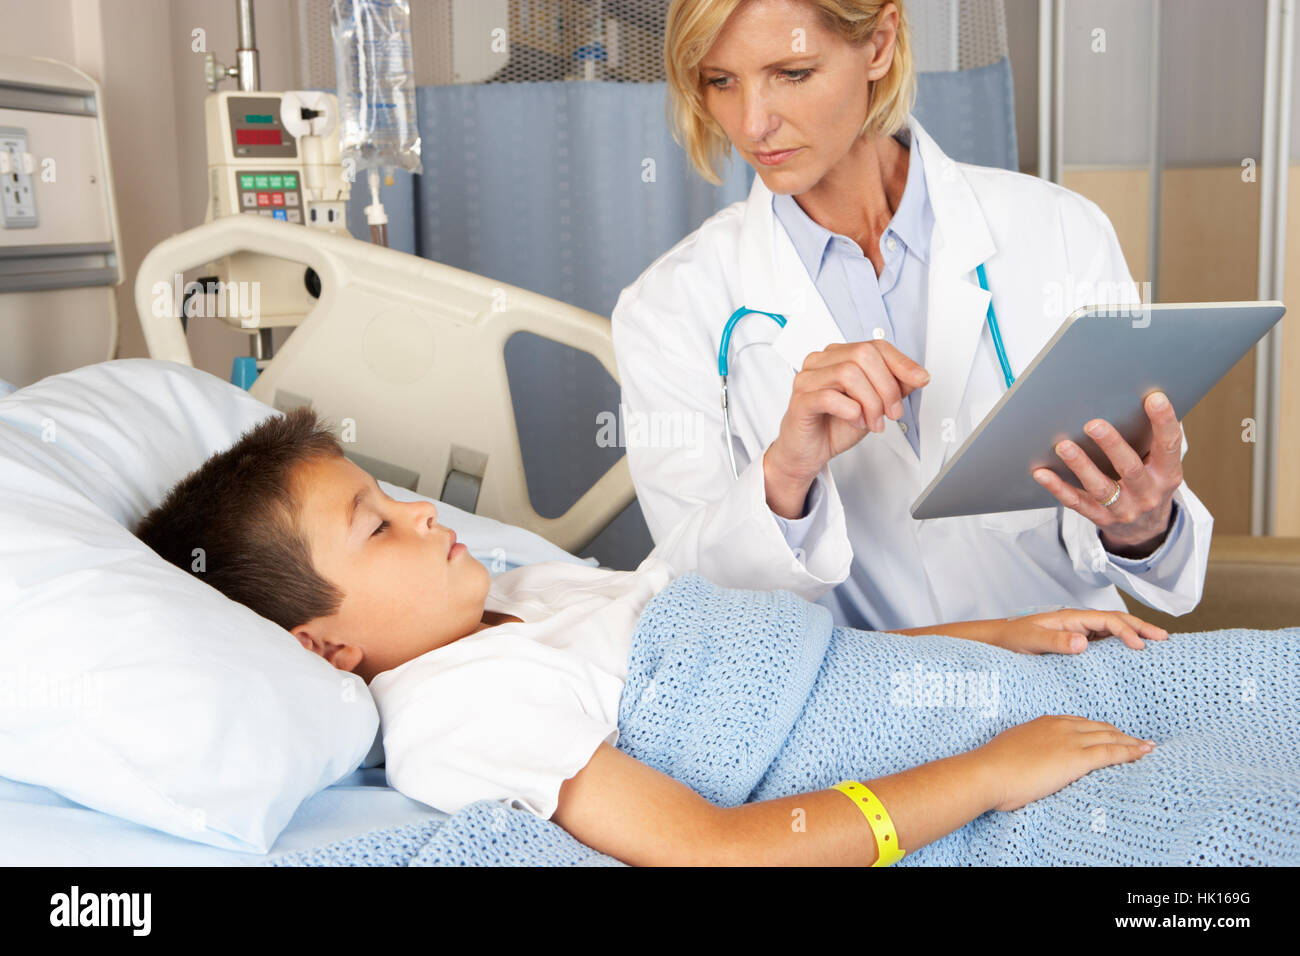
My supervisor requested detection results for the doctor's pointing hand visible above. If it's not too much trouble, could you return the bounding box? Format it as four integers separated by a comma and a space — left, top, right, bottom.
612, 0, 1212, 630
764, 340, 930, 519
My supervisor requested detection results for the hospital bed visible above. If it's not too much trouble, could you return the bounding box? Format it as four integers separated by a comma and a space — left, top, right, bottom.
12, 188, 1300, 872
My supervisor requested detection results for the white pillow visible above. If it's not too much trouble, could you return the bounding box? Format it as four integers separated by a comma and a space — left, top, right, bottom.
0, 359, 587, 851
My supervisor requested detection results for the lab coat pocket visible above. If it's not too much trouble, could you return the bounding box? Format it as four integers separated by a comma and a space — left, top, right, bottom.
978, 507, 1059, 534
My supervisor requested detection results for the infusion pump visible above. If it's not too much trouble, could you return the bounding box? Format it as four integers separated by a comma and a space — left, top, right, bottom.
200, 89, 352, 338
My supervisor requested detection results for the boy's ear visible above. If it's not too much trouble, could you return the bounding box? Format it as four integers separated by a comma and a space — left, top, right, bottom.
291, 623, 322, 657
323, 643, 364, 673
291, 624, 363, 674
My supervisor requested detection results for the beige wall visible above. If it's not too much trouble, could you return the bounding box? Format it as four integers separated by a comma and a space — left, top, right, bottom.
2, 0, 77, 62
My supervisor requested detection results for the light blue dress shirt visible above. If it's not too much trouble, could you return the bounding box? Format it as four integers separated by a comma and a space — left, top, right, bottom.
766, 126, 1187, 573
773, 126, 931, 458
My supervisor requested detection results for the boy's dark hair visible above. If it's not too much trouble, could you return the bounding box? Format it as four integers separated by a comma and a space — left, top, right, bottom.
135, 406, 347, 632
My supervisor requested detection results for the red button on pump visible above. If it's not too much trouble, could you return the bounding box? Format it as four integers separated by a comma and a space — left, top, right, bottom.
256, 192, 270, 207
271, 192, 284, 206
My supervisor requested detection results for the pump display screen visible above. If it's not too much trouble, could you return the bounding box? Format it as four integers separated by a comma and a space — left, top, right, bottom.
225, 95, 296, 158
235, 128, 282, 146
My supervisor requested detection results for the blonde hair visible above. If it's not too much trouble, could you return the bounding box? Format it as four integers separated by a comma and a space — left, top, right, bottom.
665, 0, 917, 184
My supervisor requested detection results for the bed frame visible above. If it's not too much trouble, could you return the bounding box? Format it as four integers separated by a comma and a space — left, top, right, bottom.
135, 216, 633, 553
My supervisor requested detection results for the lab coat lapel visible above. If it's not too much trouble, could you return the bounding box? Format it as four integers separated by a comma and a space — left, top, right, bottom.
737, 174, 918, 470
910, 117, 997, 487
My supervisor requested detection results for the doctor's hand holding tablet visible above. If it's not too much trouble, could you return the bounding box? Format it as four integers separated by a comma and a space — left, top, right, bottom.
1031, 391, 1185, 559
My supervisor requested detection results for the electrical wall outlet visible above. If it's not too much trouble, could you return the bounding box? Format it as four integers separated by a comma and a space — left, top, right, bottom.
0, 127, 38, 228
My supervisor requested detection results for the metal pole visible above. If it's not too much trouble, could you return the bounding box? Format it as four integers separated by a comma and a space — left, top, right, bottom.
1253, 0, 1293, 535
236, 0, 260, 92
1274, 2, 1294, 531
1146, 0, 1163, 304
1037, 0, 1054, 181
1051, 0, 1064, 185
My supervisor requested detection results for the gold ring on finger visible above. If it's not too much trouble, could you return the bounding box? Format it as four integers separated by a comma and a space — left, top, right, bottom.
1101, 480, 1122, 508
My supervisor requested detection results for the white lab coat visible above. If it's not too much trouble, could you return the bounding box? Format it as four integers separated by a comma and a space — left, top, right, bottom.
612, 114, 1212, 630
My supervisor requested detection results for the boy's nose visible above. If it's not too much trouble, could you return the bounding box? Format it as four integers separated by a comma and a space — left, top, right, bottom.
410, 500, 437, 532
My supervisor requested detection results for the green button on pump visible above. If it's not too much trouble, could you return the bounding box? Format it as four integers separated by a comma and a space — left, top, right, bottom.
254, 175, 270, 189
284, 173, 298, 188
268, 174, 283, 188
239, 174, 255, 189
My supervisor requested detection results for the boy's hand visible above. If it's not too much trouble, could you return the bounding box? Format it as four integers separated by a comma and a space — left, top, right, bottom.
890, 609, 1168, 653
988, 608, 1169, 654
976, 715, 1156, 812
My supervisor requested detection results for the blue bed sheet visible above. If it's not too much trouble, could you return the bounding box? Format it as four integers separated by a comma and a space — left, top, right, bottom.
0, 769, 448, 866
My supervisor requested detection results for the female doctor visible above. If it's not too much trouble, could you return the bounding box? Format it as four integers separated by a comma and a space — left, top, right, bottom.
611, 0, 1212, 630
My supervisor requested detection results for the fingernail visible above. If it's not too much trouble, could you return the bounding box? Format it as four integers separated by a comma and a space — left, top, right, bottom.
1150, 393, 1168, 409
1057, 443, 1075, 458
1085, 421, 1104, 437
889, 402, 903, 418
1033, 471, 1050, 485
1140, 743, 1154, 751
1144, 740, 1156, 746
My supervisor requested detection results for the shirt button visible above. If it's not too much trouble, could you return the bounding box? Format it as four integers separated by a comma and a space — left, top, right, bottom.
886, 237, 899, 253
899, 421, 909, 433
872, 327, 886, 340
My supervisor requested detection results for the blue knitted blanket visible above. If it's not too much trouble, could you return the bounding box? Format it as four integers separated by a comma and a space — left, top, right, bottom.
267, 573, 1300, 866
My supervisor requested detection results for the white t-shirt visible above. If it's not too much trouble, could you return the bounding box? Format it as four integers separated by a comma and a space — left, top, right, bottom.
368, 554, 676, 820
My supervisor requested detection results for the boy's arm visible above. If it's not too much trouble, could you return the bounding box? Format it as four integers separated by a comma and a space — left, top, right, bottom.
553, 742, 1000, 866
889, 608, 1168, 654
555, 715, 1155, 866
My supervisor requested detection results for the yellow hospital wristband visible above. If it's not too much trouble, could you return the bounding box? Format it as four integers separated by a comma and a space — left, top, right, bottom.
831, 780, 905, 866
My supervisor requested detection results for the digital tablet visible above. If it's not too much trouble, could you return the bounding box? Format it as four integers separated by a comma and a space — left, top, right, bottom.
910, 300, 1286, 520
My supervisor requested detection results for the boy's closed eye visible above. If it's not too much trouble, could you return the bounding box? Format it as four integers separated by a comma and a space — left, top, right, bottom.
372, 520, 389, 537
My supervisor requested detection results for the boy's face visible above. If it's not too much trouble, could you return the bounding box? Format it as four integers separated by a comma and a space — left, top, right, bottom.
288, 454, 491, 682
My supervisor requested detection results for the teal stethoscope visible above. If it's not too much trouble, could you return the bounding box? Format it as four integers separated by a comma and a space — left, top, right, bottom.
719, 262, 1013, 480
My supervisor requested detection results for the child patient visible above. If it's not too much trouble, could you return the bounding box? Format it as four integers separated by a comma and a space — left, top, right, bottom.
136, 408, 1167, 866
